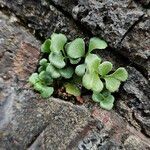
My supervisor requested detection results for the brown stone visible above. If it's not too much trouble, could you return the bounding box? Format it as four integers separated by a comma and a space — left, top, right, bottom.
14, 42, 40, 82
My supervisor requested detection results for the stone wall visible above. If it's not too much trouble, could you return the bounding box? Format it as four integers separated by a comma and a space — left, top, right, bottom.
0, 0, 150, 149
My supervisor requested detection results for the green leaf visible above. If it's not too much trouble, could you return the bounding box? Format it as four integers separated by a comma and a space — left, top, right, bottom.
49, 52, 66, 69
91, 73, 104, 92
92, 91, 114, 110
100, 95, 114, 110
101, 90, 111, 97
98, 61, 113, 76
82, 72, 103, 92
41, 87, 54, 98
65, 83, 81, 96
34, 82, 54, 98
65, 42, 70, 50
38, 66, 44, 73
39, 58, 47, 66
59, 67, 74, 79
75, 64, 86, 76
38, 71, 53, 84
38, 66, 48, 73
50, 33, 67, 53
38, 58, 48, 72
46, 63, 60, 78
33, 82, 44, 92
29, 73, 39, 85
104, 77, 120, 92
38, 71, 47, 81
88, 37, 107, 53
41, 39, 51, 53
69, 57, 81, 64
82, 72, 93, 90
66, 38, 85, 59
111, 67, 128, 81
85, 54, 101, 73
92, 92, 104, 103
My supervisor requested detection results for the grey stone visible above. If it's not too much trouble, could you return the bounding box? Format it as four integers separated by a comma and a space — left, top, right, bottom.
0, 0, 84, 40
51, 0, 150, 78
119, 15, 150, 78
124, 135, 150, 150
0, 1, 150, 149
0, 11, 90, 150
0, 11, 40, 82
28, 99, 90, 150
136, 0, 150, 7
80, 107, 150, 150
78, 130, 121, 150
0, 92, 90, 149
51, 0, 144, 46
116, 66, 150, 136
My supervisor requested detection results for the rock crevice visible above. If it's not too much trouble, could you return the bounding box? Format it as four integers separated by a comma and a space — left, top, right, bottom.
0, 0, 150, 149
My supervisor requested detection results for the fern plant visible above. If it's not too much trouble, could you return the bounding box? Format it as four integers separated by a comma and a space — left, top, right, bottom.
29, 33, 128, 110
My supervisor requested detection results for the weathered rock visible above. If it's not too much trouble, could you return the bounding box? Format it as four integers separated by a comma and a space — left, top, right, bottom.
0, 11, 41, 131
0, 12, 90, 149
0, 1, 150, 149
0, 11, 40, 82
124, 135, 150, 150
78, 129, 122, 150
28, 106, 150, 150
116, 66, 150, 137
136, 0, 150, 7
51, 0, 150, 78
0, 0, 84, 40
80, 107, 150, 150
51, 0, 144, 45
119, 15, 150, 78
0, 0, 132, 71
28, 100, 91, 150
0, 90, 90, 149
0, 11, 41, 149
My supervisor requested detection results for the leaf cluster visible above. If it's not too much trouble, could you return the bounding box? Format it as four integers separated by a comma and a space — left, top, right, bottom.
29, 33, 128, 110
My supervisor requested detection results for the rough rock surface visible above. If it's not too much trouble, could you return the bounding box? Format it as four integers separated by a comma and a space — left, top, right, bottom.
51, 0, 143, 45
0, 0, 150, 149
0, 11, 40, 81
136, 0, 150, 7
1, 0, 149, 76
51, 0, 150, 78
0, 0, 84, 40
119, 15, 150, 78
0, 12, 89, 149
116, 66, 150, 137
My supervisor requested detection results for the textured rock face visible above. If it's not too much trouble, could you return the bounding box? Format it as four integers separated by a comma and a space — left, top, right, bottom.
117, 67, 150, 137
0, 12, 89, 149
47, 0, 150, 138
136, 0, 150, 7
0, 12, 40, 131
119, 15, 150, 78
0, 0, 84, 40
0, 12, 40, 81
1, 0, 149, 76
51, 0, 143, 45
51, 0, 150, 77
0, 0, 150, 149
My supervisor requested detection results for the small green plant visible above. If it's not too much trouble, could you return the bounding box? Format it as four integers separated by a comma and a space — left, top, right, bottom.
29, 33, 128, 110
